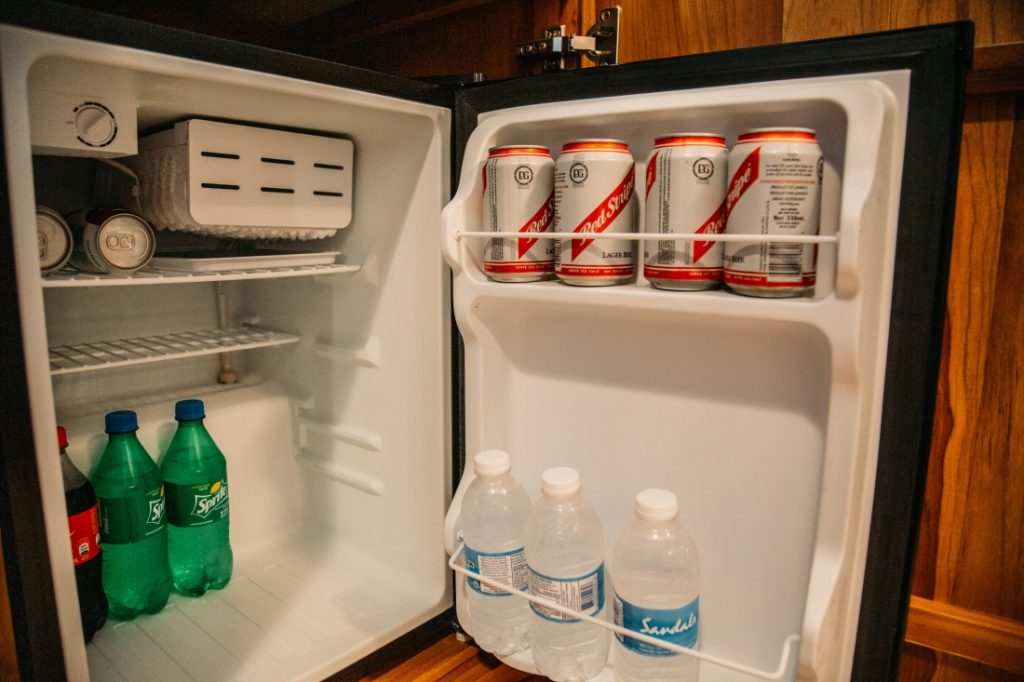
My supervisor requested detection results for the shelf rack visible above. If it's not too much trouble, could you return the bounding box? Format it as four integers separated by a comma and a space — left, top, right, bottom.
448, 541, 800, 681
49, 327, 299, 376
42, 263, 361, 288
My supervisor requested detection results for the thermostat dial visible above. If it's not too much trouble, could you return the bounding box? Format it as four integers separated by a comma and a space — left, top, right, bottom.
74, 102, 117, 147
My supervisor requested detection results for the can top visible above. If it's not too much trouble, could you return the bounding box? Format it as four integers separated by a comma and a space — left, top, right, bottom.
561, 139, 631, 154
36, 207, 73, 271
653, 133, 727, 148
473, 449, 511, 476
737, 127, 817, 143
93, 211, 155, 272
487, 145, 551, 158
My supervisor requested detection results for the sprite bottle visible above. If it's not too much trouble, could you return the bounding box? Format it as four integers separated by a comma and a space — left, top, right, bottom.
92, 410, 171, 619
161, 399, 233, 596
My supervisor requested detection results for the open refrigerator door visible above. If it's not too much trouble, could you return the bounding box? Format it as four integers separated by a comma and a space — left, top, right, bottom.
440, 25, 969, 682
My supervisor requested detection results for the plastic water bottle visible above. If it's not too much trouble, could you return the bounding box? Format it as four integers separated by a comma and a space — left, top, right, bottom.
525, 467, 608, 681
161, 399, 233, 596
461, 449, 532, 656
57, 426, 107, 641
612, 489, 700, 682
91, 410, 171, 619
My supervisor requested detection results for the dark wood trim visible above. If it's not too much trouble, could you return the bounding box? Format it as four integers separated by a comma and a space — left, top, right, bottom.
906, 596, 1024, 675
967, 43, 1024, 95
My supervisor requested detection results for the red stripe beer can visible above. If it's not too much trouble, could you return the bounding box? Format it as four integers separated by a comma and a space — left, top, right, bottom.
482, 145, 555, 282
643, 133, 728, 290
36, 206, 73, 276
723, 127, 823, 297
554, 139, 637, 286
66, 208, 156, 275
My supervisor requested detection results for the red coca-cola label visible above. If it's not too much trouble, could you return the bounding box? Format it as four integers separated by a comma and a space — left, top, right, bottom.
68, 504, 101, 566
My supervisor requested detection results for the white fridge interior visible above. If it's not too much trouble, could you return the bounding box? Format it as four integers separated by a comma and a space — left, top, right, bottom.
3, 21, 914, 682
3, 25, 452, 682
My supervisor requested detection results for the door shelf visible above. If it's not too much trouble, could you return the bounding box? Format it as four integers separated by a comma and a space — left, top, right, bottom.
448, 542, 800, 681
41, 263, 361, 288
49, 327, 299, 376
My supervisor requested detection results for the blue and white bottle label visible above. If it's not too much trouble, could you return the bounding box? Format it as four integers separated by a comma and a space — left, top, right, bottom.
464, 545, 528, 596
613, 592, 699, 656
528, 563, 604, 622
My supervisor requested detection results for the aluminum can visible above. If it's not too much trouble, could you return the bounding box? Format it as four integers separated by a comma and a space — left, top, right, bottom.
66, 208, 155, 275
643, 133, 728, 290
554, 139, 637, 286
723, 127, 823, 297
36, 206, 73, 276
483, 145, 555, 282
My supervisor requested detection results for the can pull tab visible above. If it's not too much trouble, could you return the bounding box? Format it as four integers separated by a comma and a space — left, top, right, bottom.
514, 6, 620, 73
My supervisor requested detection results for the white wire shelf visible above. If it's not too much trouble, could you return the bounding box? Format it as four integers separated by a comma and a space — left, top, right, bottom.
42, 263, 361, 288
448, 541, 799, 681
49, 327, 299, 376
456, 230, 837, 244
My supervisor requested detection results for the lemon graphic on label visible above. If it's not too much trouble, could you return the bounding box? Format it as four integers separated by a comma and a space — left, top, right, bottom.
210, 481, 222, 494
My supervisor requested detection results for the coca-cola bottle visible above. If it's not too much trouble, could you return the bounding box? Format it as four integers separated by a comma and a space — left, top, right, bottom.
58, 426, 108, 641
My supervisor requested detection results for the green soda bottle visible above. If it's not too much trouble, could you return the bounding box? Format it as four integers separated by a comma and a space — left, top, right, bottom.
161, 399, 233, 596
92, 410, 171, 619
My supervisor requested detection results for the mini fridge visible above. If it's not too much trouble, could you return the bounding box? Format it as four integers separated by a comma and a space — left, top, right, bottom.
0, 3, 970, 681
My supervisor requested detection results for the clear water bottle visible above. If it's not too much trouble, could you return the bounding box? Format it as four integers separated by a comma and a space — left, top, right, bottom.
461, 449, 532, 656
161, 399, 233, 596
612, 489, 700, 682
525, 467, 608, 681
91, 410, 171, 619
58, 426, 107, 641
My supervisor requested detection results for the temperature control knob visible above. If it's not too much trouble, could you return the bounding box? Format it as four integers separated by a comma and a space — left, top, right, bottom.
74, 102, 117, 147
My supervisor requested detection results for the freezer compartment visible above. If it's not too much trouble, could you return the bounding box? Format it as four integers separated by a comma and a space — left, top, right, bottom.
442, 72, 910, 681
4, 24, 452, 681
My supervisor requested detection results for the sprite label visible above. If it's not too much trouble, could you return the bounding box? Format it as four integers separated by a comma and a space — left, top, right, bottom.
166, 479, 229, 527
98, 485, 166, 544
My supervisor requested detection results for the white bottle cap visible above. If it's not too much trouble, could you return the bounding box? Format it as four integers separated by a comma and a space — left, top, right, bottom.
635, 489, 678, 521
473, 449, 511, 476
541, 467, 581, 497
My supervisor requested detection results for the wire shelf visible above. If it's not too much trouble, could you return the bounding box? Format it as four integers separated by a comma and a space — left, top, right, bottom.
42, 263, 361, 288
49, 327, 299, 376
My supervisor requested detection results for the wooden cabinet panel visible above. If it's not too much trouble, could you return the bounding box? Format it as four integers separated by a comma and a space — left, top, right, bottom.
781, 0, 957, 42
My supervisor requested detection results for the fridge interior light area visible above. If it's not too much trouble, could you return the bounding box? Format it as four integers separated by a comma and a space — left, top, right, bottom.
0, 11, 969, 682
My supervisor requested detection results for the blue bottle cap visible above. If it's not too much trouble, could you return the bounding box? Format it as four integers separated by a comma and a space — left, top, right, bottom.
105, 410, 138, 433
175, 399, 205, 421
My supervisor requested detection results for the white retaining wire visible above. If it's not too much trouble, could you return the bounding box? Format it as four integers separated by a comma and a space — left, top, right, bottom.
448, 540, 800, 681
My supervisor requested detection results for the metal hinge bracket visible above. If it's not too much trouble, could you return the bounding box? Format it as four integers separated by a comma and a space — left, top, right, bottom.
514, 6, 620, 72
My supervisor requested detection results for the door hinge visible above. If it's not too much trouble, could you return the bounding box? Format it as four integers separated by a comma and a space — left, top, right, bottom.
514, 6, 620, 73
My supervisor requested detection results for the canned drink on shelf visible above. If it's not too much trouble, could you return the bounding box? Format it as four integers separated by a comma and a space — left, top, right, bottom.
482, 145, 555, 282
36, 206, 73, 276
554, 139, 637, 286
643, 133, 728, 290
66, 208, 156, 275
723, 127, 823, 298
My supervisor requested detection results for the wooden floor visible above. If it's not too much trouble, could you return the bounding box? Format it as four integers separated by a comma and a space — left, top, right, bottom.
350, 633, 543, 681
